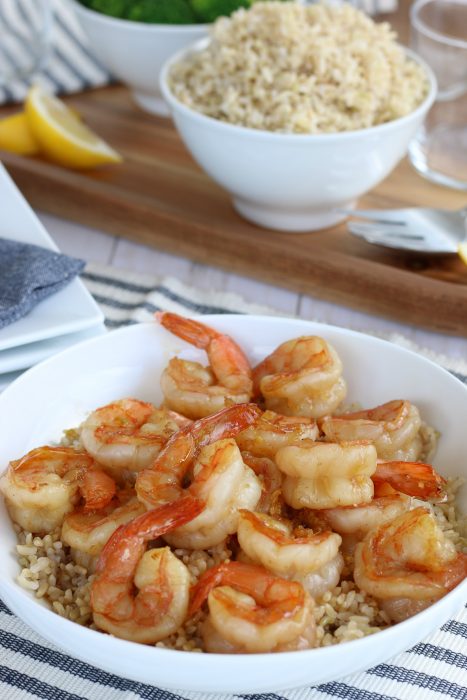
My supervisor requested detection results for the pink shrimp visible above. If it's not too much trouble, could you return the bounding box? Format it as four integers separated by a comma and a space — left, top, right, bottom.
320, 399, 426, 461
91, 495, 203, 643
0, 446, 116, 533
354, 507, 467, 621
157, 312, 253, 419
237, 510, 343, 598
189, 561, 315, 653
135, 404, 262, 549
135, 402, 261, 508
252, 336, 346, 418
80, 398, 191, 477
61, 487, 146, 572
236, 409, 319, 458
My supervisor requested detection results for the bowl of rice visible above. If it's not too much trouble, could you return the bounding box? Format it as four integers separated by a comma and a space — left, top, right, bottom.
160, 1, 436, 231
0, 316, 466, 693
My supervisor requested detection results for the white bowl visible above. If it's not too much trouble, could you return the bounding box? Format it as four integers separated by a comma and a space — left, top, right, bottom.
0, 316, 465, 693
160, 43, 437, 231
67, 0, 208, 115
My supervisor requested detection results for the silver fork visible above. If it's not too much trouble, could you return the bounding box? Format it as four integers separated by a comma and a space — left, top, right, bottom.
340, 206, 467, 254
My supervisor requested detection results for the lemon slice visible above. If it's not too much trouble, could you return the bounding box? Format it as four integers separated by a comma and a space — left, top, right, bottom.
0, 112, 40, 156
458, 242, 467, 266
25, 85, 122, 169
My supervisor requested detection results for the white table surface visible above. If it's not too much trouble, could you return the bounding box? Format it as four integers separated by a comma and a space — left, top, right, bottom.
37, 210, 467, 363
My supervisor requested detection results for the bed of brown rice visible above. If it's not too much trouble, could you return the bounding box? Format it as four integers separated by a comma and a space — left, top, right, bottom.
169, 2, 429, 134
13, 478, 466, 652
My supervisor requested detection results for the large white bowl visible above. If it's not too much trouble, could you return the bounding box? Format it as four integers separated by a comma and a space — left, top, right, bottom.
160, 44, 437, 231
67, 0, 208, 115
0, 316, 465, 693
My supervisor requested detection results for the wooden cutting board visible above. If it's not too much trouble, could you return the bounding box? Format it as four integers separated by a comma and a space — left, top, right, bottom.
1, 83, 467, 336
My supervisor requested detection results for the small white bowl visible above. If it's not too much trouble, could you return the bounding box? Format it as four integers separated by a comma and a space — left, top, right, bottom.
67, 0, 208, 116
0, 317, 465, 693
160, 43, 436, 231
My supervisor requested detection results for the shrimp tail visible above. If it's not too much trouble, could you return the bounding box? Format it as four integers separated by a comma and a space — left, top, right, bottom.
373, 461, 446, 500
438, 552, 467, 592
80, 469, 117, 512
96, 495, 204, 575
189, 560, 304, 617
189, 562, 231, 616
192, 403, 262, 445
156, 312, 218, 349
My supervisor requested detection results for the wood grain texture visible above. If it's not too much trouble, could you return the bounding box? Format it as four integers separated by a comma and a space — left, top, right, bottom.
1, 3, 466, 335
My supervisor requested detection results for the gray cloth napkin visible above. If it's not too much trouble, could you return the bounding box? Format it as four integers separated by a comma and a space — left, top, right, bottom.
0, 238, 85, 329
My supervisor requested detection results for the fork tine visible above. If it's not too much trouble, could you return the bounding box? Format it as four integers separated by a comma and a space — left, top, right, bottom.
337, 208, 408, 225
347, 222, 454, 253
347, 221, 425, 240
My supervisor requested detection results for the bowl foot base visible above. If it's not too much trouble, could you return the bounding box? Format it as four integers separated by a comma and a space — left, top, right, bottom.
132, 91, 170, 117
233, 198, 354, 232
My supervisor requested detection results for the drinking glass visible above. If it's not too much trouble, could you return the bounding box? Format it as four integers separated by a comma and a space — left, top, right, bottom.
408, 0, 467, 190
0, 0, 53, 91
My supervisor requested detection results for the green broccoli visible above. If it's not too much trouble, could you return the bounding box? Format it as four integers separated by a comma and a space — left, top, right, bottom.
82, 0, 131, 19
79, 0, 198, 24
78, 0, 289, 24
126, 0, 198, 24
190, 0, 250, 23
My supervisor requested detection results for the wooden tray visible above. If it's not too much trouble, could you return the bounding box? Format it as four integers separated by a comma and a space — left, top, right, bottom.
1, 84, 467, 336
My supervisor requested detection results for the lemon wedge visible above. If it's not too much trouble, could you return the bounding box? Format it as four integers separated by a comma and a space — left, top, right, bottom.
25, 86, 122, 169
458, 242, 467, 266
0, 112, 40, 156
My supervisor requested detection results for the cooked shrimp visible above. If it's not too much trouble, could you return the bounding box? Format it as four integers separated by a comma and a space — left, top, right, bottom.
354, 507, 467, 621
91, 495, 203, 643
252, 336, 346, 418
136, 404, 262, 549
61, 488, 146, 572
319, 494, 412, 554
373, 460, 446, 501
157, 312, 253, 419
276, 441, 377, 509
81, 399, 191, 477
163, 439, 262, 550
240, 452, 283, 515
190, 561, 316, 653
236, 410, 319, 458
0, 446, 116, 533
306, 460, 445, 554
320, 400, 425, 461
237, 511, 343, 598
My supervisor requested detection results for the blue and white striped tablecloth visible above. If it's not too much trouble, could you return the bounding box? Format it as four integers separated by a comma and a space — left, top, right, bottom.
1, 262, 466, 700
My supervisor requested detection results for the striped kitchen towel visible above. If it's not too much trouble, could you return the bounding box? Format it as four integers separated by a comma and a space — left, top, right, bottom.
0, 0, 111, 105
0, 262, 466, 700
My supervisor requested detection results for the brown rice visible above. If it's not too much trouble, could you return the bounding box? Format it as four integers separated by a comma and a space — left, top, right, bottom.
169, 2, 429, 134
14, 478, 466, 651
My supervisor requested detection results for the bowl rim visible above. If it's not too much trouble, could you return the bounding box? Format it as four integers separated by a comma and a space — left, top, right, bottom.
411, 0, 467, 50
160, 40, 437, 141
0, 316, 466, 692
66, 0, 210, 32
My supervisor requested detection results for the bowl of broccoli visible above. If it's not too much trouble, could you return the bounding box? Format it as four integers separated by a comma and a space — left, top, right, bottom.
75, 1, 255, 24
68, 0, 258, 115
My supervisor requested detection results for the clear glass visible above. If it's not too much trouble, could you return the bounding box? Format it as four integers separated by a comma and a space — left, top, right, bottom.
409, 0, 467, 190
0, 0, 53, 89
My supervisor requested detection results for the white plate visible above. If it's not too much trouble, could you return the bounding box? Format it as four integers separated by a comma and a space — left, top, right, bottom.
0, 317, 466, 693
0, 163, 104, 360
0, 323, 107, 376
